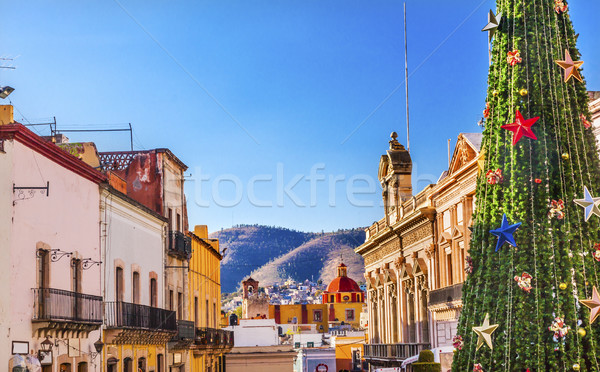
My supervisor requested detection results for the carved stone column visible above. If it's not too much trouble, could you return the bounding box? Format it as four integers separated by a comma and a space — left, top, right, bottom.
369, 289, 378, 343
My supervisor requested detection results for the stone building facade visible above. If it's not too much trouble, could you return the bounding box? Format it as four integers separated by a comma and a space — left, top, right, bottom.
355, 132, 481, 370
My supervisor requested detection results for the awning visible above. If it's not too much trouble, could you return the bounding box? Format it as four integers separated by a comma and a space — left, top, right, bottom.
400, 354, 419, 368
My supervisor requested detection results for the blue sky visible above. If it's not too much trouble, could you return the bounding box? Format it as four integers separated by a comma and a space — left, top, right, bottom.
2, 1, 599, 233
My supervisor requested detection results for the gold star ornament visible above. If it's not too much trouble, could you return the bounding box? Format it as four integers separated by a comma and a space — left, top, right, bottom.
477, 150, 486, 175
580, 286, 600, 324
473, 313, 499, 350
556, 49, 584, 83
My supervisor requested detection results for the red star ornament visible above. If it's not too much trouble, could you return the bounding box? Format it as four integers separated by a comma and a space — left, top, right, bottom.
555, 49, 584, 83
501, 110, 539, 146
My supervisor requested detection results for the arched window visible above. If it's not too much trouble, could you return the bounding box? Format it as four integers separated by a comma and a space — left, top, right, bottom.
123, 358, 133, 372
77, 362, 87, 372
150, 278, 157, 307
156, 355, 164, 372
132, 271, 140, 304
116, 267, 124, 302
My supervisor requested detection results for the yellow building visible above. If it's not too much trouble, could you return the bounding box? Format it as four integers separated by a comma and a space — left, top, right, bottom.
331, 335, 367, 372
188, 225, 233, 372
268, 262, 365, 332
269, 303, 329, 332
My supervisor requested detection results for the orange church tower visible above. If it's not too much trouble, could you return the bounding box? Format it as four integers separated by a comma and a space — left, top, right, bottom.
322, 262, 364, 324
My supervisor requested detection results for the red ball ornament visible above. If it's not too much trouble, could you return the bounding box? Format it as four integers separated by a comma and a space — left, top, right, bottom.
535, 178, 542, 184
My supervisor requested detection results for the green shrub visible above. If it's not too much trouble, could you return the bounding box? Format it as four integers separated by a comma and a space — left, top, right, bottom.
413, 350, 441, 372
418, 350, 435, 363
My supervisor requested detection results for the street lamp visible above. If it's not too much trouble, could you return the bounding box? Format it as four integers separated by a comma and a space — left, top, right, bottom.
40, 337, 53, 352
90, 337, 104, 359
0, 86, 14, 99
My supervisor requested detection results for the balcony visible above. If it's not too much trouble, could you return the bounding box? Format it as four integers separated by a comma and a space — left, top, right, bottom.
168, 230, 192, 259
174, 320, 196, 340
104, 301, 177, 332
363, 343, 431, 363
32, 288, 103, 324
194, 327, 234, 351
428, 283, 463, 307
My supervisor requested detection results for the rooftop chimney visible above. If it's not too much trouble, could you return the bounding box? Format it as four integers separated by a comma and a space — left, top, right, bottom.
0, 105, 14, 125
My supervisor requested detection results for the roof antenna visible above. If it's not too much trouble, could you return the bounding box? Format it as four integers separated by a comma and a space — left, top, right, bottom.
448, 139, 451, 168
404, 2, 410, 152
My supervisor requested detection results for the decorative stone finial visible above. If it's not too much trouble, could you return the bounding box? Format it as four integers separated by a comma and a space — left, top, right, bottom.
389, 131, 404, 150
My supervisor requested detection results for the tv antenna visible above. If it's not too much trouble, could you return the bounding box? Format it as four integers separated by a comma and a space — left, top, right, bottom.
0, 57, 16, 99
0, 57, 17, 70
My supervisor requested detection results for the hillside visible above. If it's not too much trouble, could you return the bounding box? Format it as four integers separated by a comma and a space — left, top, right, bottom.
210, 225, 365, 292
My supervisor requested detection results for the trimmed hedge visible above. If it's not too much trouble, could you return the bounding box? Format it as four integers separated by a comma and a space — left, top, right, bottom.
412, 350, 441, 372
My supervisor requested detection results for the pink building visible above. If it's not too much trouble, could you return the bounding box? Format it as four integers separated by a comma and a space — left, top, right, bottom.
0, 106, 106, 372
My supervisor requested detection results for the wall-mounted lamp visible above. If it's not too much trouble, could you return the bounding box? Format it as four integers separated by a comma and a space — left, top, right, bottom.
89, 337, 104, 359
40, 337, 53, 352
0, 86, 14, 99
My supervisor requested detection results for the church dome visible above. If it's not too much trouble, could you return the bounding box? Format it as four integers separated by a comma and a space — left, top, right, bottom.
325, 263, 362, 293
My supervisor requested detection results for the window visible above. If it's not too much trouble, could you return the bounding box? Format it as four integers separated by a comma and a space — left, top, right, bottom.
71, 259, 82, 293
330, 295, 335, 303
169, 290, 174, 311
343, 295, 350, 302
37, 249, 50, 289
294, 342, 301, 348
132, 272, 140, 304
77, 362, 87, 372
168, 208, 173, 229
156, 355, 164, 372
116, 267, 124, 302
195, 297, 199, 326
446, 252, 453, 285
307, 342, 314, 347
123, 358, 132, 372
345, 309, 355, 321
60, 363, 71, 372
213, 302, 217, 327
352, 349, 361, 371
137, 357, 146, 372
177, 292, 183, 320
313, 309, 322, 322
176, 213, 181, 231
150, 278, 157, 307
206, 299, 209, 325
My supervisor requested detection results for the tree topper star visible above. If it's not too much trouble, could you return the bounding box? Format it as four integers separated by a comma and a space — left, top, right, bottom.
501, 110, 539, 146
482, 10, 502, 42
473, 313, 499, 350
580, 286, 600, 324
556, 49, 584, 83
574, 186, 600, 222
490, 214, 522, 252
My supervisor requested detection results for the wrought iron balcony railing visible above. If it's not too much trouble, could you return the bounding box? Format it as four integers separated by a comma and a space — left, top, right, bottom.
168, 230, 192, 259
32, 288, 103, 324
363, 343, 431, 361
195, 327, 234, 349
104, 301, 177, 332
173, 320, 196, 340
428, 283, 463, 307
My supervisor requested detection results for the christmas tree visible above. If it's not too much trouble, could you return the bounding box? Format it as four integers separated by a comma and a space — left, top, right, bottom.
452, 0, 600, 371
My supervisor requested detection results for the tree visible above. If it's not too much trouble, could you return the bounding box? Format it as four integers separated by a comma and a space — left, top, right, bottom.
453, 1, 600, 371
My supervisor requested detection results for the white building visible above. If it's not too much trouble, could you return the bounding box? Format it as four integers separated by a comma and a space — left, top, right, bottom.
224, 319, 280, 347
0, 108, 106, 372
293, 348, 336, 372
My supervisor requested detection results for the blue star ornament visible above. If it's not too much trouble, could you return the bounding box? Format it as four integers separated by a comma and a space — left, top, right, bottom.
489, 214, 522, 252
574, 186, 600, 222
